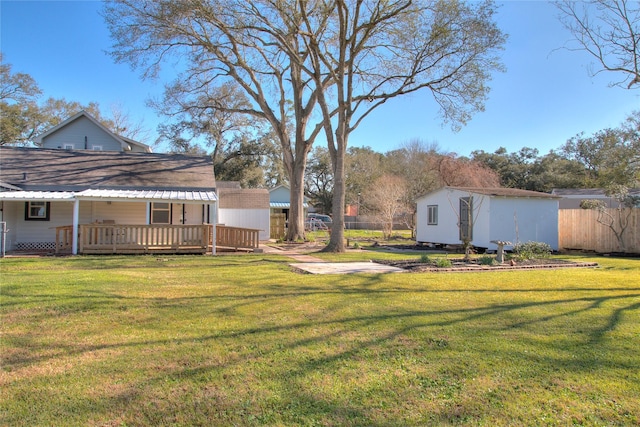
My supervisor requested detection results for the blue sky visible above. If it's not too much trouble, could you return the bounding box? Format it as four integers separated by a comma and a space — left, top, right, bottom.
1, 0, 638, 156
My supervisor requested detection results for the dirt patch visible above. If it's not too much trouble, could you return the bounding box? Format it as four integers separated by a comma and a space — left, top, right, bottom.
375, 258, 598, 273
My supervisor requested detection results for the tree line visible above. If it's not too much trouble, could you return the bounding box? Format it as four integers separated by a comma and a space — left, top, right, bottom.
304, 110, 639, 237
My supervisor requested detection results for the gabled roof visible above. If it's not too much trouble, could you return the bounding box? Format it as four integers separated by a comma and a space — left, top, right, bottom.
34, 110, 152, 153
0, 146, 215, 191
417, 186, 559, 201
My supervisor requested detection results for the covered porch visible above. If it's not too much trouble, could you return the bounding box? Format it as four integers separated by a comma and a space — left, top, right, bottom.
1, 189, 260, 255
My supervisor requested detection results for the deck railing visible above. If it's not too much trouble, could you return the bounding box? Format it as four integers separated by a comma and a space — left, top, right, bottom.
215, 225, 260, 251
55, 224, 260, 254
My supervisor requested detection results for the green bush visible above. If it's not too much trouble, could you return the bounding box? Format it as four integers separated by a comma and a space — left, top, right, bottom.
420, 254, 431, 263
478, 256, 497, 266
436, 258, 452, 268
514, 241, 552, 260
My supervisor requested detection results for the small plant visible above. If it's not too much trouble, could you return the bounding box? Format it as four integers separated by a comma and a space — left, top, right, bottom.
420, 253, 431, 263
514, 241, 552, 260
436, 258, 452, 268
478, 255, 497, 266
353, 242, 360, 249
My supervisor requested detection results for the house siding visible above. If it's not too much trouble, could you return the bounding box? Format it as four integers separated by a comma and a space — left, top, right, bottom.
219, 208, 270, 241
269, 186, 291, 204
41, 116, 122, 151
11, 201, 90, 248
90, 201, 148, 224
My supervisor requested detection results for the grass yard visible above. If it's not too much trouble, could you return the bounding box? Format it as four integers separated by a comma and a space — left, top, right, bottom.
1, 253, 639, 426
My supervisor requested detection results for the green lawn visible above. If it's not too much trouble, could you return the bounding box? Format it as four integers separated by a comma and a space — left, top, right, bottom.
1, 253, 639, 426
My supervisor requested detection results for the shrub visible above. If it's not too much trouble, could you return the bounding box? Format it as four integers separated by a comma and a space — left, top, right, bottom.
420, 254, 431, 263
478, 256, 497, 266
353, 242, 360, 249
436, 258, 452, 268
514, 241, 552, 260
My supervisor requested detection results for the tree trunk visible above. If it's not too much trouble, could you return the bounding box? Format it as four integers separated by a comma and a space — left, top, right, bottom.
324, 136, 347, 252
286, 156, 307, 241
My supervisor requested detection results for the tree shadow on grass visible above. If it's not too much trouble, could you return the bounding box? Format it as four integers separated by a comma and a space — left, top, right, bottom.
2, 273, 640, 425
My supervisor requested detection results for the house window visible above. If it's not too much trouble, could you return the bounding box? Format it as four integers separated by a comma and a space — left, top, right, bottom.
151, 202, 171, 224
25, 202, 50, 221
92, 145, 103, 151
64, 144, 74, 150
427, 205, 438, 225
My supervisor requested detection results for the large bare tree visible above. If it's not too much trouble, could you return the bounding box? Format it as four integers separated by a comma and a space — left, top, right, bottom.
297, 0, 506, 251
103, 0, 505, 249
556, 0, 640, 89
104, 0, 329, 240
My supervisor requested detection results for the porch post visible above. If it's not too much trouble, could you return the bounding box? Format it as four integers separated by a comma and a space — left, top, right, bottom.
72, 199, 80, 255
210, 202, 217, 255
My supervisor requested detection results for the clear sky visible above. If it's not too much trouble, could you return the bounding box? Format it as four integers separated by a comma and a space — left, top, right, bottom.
1, 0, 638, 156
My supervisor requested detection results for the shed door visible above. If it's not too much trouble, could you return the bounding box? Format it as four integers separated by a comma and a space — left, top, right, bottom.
459, 197, 473, 241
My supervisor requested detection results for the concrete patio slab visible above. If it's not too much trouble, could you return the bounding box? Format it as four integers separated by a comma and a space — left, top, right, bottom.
290, 261, 406, 275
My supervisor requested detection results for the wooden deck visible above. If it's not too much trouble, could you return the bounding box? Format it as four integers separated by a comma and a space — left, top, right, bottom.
56, 224, 260, 255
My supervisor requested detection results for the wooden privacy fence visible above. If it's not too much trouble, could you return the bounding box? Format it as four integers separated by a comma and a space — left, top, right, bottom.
55, 224, 260, 254
559, 208, 640, 253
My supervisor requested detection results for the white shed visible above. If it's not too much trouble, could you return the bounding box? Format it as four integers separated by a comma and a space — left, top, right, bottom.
416, 187, 560, 251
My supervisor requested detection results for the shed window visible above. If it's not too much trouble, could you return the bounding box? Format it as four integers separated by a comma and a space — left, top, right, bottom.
427, 205, 438, 225
25, 202, 50, 221
151, 202, 171, 224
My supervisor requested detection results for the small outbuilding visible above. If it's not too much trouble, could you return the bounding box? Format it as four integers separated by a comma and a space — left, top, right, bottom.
415, 187, 560, 251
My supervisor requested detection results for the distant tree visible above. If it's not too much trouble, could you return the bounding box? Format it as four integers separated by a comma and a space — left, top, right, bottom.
0, 57, 42, 145
580, 184, 640, 252
385, 140, 442, 236
436, 155, 501, 188
345, 146, 386, 208
154, 82, 269, 186
305, 147, 334, 215
363, 175, 409, 240
556, 0, 640, 89
0, 55, 41, 103
562, 113, 639, 188
471, 147, 585, 191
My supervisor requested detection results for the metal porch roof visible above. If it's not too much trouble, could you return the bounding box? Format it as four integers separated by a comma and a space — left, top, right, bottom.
77, 189, 217, 202
0, 189, 217, 203
0, 191, 76, 201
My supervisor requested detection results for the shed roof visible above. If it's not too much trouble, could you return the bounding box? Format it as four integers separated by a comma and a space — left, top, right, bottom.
0, 146, 215, 191
417, 186, 559, 201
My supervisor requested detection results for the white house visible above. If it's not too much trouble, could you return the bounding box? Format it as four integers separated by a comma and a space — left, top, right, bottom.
416, 187, 560, 251
0, 112, 269, 254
